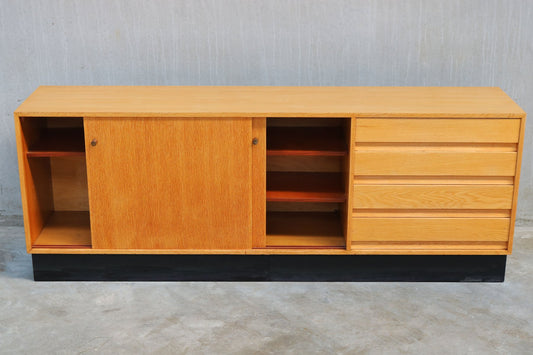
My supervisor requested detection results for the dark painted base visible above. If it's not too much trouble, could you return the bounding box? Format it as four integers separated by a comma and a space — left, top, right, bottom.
32, 254, 506, 282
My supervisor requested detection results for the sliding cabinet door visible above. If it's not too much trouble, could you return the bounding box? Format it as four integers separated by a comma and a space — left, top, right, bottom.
85, 117, 253, 250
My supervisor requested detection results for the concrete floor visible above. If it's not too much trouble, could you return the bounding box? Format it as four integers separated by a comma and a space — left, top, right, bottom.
0, 224, 532, 354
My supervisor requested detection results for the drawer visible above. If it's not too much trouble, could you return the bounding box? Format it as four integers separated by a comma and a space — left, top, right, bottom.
353, 185, 514, 209
355, 118, 520, 143
353, 151, 517, 176
352, 218, 510, 242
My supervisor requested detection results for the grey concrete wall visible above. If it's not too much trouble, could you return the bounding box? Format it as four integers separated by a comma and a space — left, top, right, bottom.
1, 0, 532, 221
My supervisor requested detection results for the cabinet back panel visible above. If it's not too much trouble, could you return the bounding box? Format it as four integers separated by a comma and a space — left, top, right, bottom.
50, 157, 89, 211
267, 202, 341, 212
267, 156, 343, 172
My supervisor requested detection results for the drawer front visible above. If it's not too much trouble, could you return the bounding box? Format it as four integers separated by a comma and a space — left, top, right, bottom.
350, 117, 519, 251
355, 118, 520, 143
353, 185, 514, 209
351, 218, 510, 242
353, 151, 517, 176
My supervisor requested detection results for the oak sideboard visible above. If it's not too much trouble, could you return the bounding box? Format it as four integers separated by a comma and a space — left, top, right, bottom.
15, 86, 525, 281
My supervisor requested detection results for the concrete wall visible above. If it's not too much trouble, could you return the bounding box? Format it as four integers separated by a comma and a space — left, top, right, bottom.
1, 0, 532, 222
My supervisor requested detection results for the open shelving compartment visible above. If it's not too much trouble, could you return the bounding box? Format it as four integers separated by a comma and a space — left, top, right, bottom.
266, 118, 350, 249
19, 117, 91, 249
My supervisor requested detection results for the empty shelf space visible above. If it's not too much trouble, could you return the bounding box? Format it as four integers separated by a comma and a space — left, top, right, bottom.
266, 212, 345, 248
267, 172, 345, 202
32, 211, 91, 248
267, 127, 347, 156
27, 128, 85, 157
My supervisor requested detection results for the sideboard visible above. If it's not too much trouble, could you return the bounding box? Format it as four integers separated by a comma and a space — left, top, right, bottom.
14, 86, 525, 281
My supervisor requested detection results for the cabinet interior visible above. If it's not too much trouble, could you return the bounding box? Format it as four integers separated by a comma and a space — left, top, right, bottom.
20, 117, 91, 249
265, 117, 350, 248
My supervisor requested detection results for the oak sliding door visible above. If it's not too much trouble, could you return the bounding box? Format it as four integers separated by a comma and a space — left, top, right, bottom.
84, 117, 253, 249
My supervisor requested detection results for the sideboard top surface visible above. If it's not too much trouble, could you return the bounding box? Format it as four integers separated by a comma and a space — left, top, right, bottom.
15, 86, 525, 118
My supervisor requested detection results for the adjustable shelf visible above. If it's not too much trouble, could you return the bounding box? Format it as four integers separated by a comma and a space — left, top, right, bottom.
266, 211, 344, 248
26, 127, 85, 157
267, 127, 347, 156
267, 172, 345, 203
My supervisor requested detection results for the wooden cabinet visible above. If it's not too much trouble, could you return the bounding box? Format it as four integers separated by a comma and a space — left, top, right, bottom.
14, 86, 526, 257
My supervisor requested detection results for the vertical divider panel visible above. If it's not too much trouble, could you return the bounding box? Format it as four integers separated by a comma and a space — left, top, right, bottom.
252, 118, 267, 248
508, 114, 527, 252
343, 117, 356, 250
15, 115, 54, 250
14, 113, 34, 250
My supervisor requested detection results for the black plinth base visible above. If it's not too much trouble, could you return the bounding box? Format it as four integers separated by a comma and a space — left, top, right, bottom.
32, 254, 506, 282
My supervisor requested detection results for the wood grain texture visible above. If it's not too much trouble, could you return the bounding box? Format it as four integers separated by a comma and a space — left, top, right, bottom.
508, 115, 527, 252
26, 127, 85, 157
267, 118, 345, 127
353, 176, 514, 185
266, 211, 344, 248
26, 159, 54, 243
266, 235, 345, 248
352, 218, 510, 242
51, 157, 89, 211
267, 202, 341, 212
355, 118, 520, 143
353, 151, 517, 176
85, 117, 253, 249
343, 117, 356, 250
14, 87, 525, 256
16, 116, 54, 247
14, 114, 38, 251
267, 127, 347, 156
15, 86, 524, 118
252, 118, 266, 248
28, 247, 509, 256
353, 209, 511, 218
32, 211, 91, 248
352, 241, 508, 250
267, 156, 343, 172
355, 142, 517, 152
353, 185, 514, 209
351, 115, 521, 253
266, 172, 345, 203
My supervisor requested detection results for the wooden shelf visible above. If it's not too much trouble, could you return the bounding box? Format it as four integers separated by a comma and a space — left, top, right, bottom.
267, 127, 347, 156
27, 128, 85, 157
32, 211, 91, 248
267, 172, 345, 203
266, 212, 345, 248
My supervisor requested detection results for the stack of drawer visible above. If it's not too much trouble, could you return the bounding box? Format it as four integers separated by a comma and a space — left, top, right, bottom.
351, 118, 520, 252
